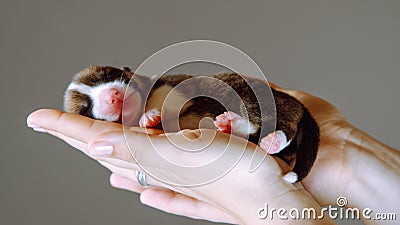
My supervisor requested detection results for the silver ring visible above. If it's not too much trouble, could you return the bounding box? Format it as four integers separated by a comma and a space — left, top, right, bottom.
136, 171, 149, 188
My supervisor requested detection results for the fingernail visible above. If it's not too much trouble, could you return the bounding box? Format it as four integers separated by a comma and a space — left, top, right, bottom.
27, 122, 39, 128
32, 127, 48, 133
90, 142, 114, 156
27, 123, 47, 133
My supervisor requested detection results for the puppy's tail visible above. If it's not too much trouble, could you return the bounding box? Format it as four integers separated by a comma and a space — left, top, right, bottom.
285, 108, 320, 183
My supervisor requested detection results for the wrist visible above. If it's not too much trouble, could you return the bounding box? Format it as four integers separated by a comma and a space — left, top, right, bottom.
340, 125, 399, 224
232, 179, 336, 225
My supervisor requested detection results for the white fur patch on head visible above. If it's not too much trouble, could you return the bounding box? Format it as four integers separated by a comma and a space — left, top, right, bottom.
66, 82, 93, 96
90, 80, 129, 100
67, 80, 130, 121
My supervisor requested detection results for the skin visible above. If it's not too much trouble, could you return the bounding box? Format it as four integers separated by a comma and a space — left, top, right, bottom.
27, 85, 399, 225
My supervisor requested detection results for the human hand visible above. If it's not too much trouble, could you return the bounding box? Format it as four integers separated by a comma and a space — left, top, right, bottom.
270, 85, 353, 206
104, 83, 351, 223
271, 85, 399, 225
27, 109, 335, 225
27, 109, 236, 223
106, 84, 352, 221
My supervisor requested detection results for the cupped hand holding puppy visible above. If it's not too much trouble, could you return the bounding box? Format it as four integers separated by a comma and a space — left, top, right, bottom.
27, 108, 333, 225
27, 85, 399, 225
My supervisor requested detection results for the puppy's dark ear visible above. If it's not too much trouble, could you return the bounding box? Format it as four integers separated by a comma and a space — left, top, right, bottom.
121, 67, 131, 72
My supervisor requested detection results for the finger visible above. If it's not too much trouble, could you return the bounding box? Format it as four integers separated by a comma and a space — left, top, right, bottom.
128, 126, 164, 135
109, 173, 172, 195
88, 129, 166, 169
27, 109, 122, 144
273, 86, 331, 110
267, 82, 312, 103
47, 130, 89, 154
263, 84, 343, 121
88, 130, 135, 163
273, 156, 295, 173
88, 130, 180, 189
140, 189, 237, 224
282, 90, 344, 120
27, 126, 89, 153
90, 128, 257, 185
89, 129, 247, 189
265, 81, 309, 100
89, 129, 230, 166
267, 81, 283, 91
97, 159, 173, 190
109, 173, 145, 193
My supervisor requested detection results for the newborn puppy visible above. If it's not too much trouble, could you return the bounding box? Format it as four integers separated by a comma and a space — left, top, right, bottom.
64, 66, 319, 183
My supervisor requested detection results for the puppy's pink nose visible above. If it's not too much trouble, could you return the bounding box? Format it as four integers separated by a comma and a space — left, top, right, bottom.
105, 88, 123, 104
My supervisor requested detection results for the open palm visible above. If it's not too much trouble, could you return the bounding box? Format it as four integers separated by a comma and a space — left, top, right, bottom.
110, 86, 357, 223
278, 88, 354, 206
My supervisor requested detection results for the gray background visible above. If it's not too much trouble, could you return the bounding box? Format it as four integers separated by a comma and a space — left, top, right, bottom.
0, 0, 398, 225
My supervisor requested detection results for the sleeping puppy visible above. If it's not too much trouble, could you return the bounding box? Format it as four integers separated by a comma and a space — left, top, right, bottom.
64, 66, 319, 183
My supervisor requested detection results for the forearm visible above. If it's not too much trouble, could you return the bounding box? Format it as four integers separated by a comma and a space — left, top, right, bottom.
343, 127, 400, 224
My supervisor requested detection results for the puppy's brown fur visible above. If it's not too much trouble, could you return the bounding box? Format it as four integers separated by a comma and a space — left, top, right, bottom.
64, 66, 319, 181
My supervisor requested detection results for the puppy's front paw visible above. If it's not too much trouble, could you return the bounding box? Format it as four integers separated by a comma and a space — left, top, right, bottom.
214, 111, 240, 133
214, 111, 258, 138
139, 109, 161, 128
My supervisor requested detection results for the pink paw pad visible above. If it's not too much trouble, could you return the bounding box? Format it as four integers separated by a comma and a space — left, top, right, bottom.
139, 109, 161, 128
259, 130, 288, 154
214, 111, 242, 134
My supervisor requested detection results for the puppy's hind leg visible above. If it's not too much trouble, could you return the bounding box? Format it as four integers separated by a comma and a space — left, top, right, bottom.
259, 131, 291, 154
